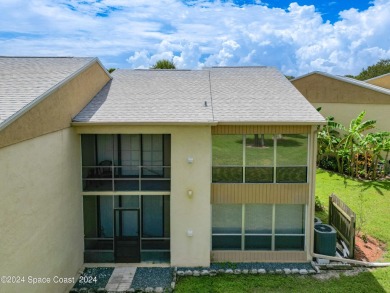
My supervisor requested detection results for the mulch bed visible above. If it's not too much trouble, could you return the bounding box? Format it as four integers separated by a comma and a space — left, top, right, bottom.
354, 232, 386, 262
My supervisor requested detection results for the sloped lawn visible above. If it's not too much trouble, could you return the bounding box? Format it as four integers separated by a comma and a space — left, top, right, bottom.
315, 168, 390, 260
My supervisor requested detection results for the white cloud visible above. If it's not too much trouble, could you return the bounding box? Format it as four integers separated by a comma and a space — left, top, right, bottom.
0, 0, 390, 76
127, 50, 151, 69
173, 42, 202, 69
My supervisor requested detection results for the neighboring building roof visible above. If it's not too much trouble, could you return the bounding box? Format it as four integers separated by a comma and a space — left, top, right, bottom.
0, 57, 101, 130
365, 72, 390, 82
74, 67, 325, 125
292, 71, 390, 96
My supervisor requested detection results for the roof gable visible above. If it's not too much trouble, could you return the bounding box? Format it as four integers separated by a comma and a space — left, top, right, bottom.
0, 57, 107, 130
292, 71, 390, 96
365, 73, 390, 90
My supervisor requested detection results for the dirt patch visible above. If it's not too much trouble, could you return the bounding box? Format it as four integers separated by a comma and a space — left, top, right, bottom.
313, 267, 369, 281
312, 270, 341, 281
354, 233, 386, 262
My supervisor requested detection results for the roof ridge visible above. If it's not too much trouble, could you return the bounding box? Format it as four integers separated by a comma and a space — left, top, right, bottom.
208, 71, 215, 122
133, 68, 193, 71
207, 66, 271, 69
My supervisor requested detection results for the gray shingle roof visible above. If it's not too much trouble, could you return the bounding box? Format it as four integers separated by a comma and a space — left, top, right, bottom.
0, 57, 95, 128
75, 67, 325, 124
74, 69, 214, 123
210, 67, 325, 123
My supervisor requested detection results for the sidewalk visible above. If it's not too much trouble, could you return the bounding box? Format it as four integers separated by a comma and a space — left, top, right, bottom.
105, 267, 136, 292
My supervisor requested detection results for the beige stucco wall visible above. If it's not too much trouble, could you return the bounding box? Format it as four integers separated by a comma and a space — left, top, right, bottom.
312, 102, 389, 132
292, 74, 390, 104
292, 74, 390, 132
0, 128, 83, 293
366, 74, 390, 90
75, 125, 212, 267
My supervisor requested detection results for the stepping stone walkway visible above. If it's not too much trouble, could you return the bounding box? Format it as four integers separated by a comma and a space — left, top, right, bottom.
105, 267, 136, 292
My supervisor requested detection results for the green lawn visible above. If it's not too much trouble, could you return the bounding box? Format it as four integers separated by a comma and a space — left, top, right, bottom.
315, 168, 390, 260
175, 170, 390, 292
175, 270, 390, 293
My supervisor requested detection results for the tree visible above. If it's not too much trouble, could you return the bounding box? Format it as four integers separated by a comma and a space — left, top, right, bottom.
354, 59, 390, 80
151, 59, 176, 69
107, 68, 116, 73
253, 134, 265, 147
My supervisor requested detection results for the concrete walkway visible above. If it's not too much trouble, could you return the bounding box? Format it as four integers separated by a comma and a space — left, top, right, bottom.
105, 267, 136, 292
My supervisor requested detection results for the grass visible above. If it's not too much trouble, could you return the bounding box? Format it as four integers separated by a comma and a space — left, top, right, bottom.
175, 169, 390, 292
315, 168, 390, 260
175, 270, 390, 293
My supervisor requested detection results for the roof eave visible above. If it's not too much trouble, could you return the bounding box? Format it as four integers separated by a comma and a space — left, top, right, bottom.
215, 121, 326, 126
71, 121, 218, 127
71, 120, 326, 127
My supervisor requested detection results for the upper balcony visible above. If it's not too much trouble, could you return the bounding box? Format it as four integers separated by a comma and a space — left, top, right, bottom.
82, 134, 171, 192
82, 165, 171, 192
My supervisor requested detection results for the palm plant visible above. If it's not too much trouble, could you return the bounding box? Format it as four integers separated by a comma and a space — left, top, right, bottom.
317, 116, 345, 172
340, 111, 376, 176
317, 111, 389, 180
363, 132, 390, 179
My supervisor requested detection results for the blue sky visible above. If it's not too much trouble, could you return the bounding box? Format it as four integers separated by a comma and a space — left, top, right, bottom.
0, 0, 389, 76
219, 0, 373, 23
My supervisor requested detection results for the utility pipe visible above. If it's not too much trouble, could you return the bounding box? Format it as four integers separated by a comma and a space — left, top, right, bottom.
312, 253, 390, 267
308, 128, 318, 261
